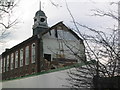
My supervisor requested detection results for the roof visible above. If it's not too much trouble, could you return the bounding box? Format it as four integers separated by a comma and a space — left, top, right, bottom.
35, 10, 46, 17
41, 21, 83, 41
2, 35, 38, 56
2, 22, 83, 56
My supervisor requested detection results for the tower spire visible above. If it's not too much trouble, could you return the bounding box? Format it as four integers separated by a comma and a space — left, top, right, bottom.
33, 0, 48, 36
39, 0, 41, 10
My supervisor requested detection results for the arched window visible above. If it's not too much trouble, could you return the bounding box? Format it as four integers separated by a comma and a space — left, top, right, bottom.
31, 43, 36, 63
15, 51, 18, 68
11, 53, 14, 70
3, 58, 5, 72
6, 55, 9, 71
20, 49, 23, 67
25, 46, 29, 65
0, 58, 2, 73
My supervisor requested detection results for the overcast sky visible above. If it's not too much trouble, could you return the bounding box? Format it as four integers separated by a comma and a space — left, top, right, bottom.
0, 0, 119, 54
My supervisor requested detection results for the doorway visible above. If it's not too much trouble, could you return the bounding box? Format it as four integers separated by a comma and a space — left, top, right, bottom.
44, 54, 51, 62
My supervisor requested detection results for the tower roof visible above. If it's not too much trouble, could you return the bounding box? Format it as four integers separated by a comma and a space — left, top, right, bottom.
35, 10, 46, 17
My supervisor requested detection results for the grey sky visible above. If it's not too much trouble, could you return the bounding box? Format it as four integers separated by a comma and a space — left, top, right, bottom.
0, 0, 119, 54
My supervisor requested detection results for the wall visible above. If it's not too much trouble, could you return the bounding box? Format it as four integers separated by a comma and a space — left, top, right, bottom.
2, 68, 72, 88
2, 61, 95, 89
42, 29, 85, 62
43, 38, 84, 60
1, 38, 38, 80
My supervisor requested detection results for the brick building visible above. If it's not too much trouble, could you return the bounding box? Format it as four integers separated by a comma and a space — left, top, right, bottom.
1, 8, 86, 80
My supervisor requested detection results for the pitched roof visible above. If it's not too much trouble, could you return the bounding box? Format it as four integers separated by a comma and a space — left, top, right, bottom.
41, 21, 83, 41
2, 22, 83, 56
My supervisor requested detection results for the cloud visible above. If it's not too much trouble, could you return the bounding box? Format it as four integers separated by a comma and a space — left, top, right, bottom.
0, 0, 118, 53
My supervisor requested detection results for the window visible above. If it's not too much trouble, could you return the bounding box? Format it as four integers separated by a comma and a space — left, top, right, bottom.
2, 58, 5, 72
15, 51, 18, 68
34, 18, 37, 22
6, 55, 9, 71
25, 46, 29, 65
20, 49, 23, 67
11, 53, 14, 70
0, 58, 2, 73
31, 43, 36, 63
3, 58, 6, 72
44, 54, 51, 62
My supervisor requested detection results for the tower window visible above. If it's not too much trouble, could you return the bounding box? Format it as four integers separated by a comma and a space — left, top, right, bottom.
40, 18, 45, 22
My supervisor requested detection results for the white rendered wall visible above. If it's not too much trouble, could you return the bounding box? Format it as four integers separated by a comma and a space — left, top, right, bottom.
2, 64, 94, 89
2, 68, 72, 88
42, 29, 85, 62
43, 38, 84, 60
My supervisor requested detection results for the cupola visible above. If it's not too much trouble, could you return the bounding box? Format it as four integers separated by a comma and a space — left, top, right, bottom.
33, 2, 48, 35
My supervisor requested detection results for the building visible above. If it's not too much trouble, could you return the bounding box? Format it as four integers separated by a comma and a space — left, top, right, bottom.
1, 8, 86, 80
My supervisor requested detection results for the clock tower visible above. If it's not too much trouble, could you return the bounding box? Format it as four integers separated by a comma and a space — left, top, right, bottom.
33, 4, 48, 35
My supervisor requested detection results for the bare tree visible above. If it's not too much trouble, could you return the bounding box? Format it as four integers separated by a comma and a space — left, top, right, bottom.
48, 0, 120, 89
0, 0, 19, 87
61, 1, 120, 89
0, 0, 19, 43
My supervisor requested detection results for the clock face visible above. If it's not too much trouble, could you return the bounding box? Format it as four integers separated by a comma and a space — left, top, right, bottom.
40, 18, 45, 22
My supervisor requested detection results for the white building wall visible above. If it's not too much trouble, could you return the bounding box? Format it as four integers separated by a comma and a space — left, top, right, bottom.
42, 29, 85, 62
2, 68, 72, 88
43, 38, 84, 61
2, 64, 94, 89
